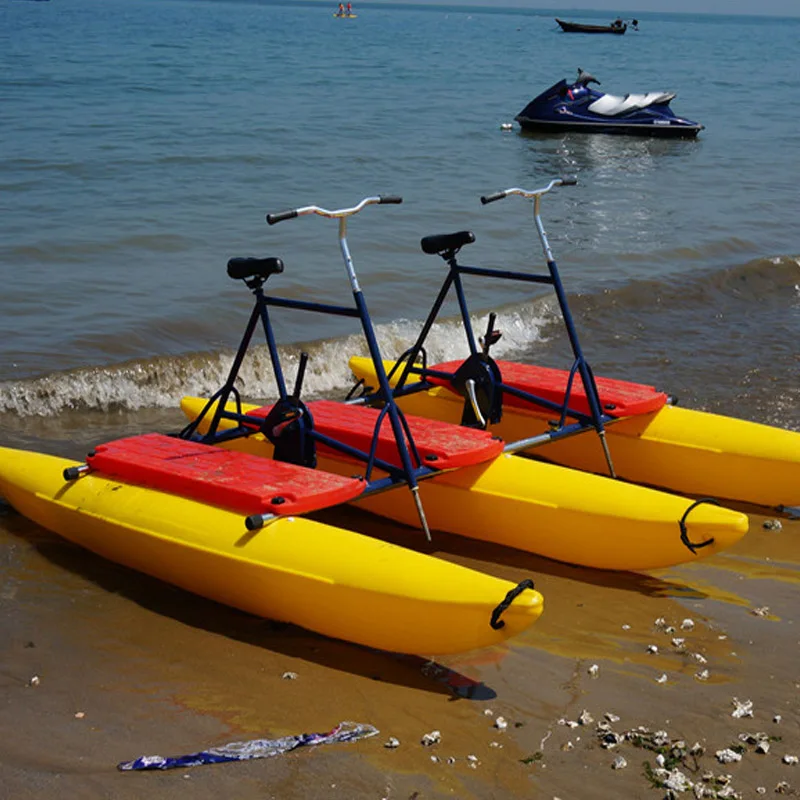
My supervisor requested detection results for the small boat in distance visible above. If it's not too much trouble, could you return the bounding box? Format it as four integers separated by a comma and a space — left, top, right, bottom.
334, 2, 357, 17
555, 18, 635, 34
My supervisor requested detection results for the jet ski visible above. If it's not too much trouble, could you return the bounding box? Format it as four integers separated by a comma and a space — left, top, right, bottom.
515, 69, 703, 138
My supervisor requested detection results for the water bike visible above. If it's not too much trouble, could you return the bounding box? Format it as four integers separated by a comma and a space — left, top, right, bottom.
347, 178, 799, 515
180, 194, 748, 572
0, 196, 545, 657
515, 69, 703, 138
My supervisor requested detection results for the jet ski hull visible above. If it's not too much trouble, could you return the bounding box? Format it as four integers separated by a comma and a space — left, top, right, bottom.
516, 116, 702, 138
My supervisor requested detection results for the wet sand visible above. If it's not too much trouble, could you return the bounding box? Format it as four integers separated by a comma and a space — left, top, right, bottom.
1, 427, 798, 800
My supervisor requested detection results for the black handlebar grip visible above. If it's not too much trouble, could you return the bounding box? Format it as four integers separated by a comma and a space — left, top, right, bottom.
266, 209, 298, 225
559, 176, 578, 186
480, 192, 505, 205
378, 195, 403, 204
245, 514, 265, 531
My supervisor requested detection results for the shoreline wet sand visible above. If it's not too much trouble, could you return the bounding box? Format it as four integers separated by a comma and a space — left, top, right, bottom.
1, 419, 797, 800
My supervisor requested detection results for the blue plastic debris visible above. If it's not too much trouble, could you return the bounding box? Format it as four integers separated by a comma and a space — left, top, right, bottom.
118, 720, 379, 771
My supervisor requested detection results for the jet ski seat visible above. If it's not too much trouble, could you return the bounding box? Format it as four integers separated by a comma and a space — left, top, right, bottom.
588, 91, 676, 117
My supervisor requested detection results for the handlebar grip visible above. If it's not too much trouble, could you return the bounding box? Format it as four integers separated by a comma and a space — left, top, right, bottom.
266, 209, 298, 225
480, 192, 506, 205
378, 195, 403, 205
245, 514, 265, 531
559, 176, 578, 186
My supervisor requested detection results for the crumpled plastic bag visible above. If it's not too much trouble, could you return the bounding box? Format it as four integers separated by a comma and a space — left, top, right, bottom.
118, 720, 379, 771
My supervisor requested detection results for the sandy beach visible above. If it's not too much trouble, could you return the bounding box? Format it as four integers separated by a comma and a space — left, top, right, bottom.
2, 481, 797, 799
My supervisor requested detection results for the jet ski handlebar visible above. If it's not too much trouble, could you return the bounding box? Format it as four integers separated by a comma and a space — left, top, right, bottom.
267, 195, 402, 225
480, 176, 577, 205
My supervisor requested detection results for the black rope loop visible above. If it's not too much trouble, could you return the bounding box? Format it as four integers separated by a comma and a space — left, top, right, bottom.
490, 578, 536, 630
679, 497, 720, 554
344, 377, 367, 402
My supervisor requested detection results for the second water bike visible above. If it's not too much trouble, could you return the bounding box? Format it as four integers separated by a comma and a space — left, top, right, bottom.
348, 178, 799, 513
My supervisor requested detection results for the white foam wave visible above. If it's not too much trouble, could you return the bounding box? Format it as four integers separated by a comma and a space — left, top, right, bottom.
0, 302, 553, 417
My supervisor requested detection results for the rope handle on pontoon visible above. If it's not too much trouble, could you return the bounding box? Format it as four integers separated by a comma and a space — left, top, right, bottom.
490, 578, 536, 630
266, 195, 402, 225
679, 498, 719, 554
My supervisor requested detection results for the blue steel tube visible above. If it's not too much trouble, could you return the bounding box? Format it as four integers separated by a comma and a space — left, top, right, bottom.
339, 218, 432, 539
532, 196, 616, 477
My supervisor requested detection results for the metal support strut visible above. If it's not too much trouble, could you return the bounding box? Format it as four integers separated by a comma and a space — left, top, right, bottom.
265, 195, 434, 539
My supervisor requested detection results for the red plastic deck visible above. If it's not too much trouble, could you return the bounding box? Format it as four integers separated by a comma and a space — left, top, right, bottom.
246, 399, 504, 470
87, 433, 364, 516
428, 359, 668, 418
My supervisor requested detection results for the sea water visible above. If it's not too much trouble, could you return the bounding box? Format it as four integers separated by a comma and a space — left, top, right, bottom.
1, 0, 798, 430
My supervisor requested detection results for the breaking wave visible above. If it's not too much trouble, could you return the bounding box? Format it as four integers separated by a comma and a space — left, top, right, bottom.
1, 253, 796, 419
0, 301, 556, 417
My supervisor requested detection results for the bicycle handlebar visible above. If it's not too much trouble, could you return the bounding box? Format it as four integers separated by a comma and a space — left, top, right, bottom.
265, 209, 298, 224
480, 176, 577, 205
267, 195, 403, 225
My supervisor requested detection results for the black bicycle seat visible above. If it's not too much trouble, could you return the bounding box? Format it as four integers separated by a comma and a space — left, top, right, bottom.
227, 257, 285, 281
420, 231, 476, 256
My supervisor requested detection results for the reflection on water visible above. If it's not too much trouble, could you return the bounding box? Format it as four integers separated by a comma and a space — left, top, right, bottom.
554, 132, 699, 174
513, 129, 706, 279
